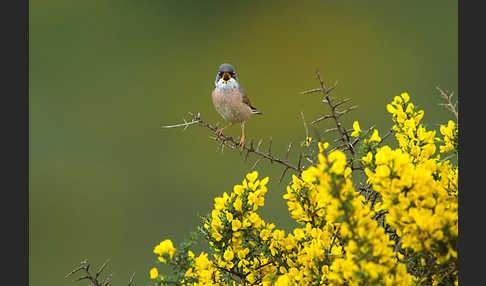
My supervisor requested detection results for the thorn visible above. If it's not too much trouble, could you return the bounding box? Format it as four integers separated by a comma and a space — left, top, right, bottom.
256, 139, 263, 152
301, 88, 322, 95
301, 111, 309, 139
75, 275, 90, 281
333, 98, 351, 109
324, 127, 338, 134
326, 81, 339, 94
297, 152, 303, 171
333, 136, 345, 143
279, 167, 290, 183
268, 137, 273, 164
128, 272, 136, 286
96, 259, 110, 279
285, 143, 292, 161
338, 105, 358, 116
219, 139, 225, 153
251, 157, 263, 170
311, 114, 333, 125
103, 274, 113, 286
245, 140, 253, 161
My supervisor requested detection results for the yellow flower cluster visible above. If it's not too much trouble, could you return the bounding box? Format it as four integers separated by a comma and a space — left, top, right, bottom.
439, 120, 458, 154
351, 121, 381, 144
365, 146, 458, 263
183, 172, 281, 285
150, 92, 458, 285
363, 93, 458, 284
282, 148, 413, 285
152, 158, 416, 285
154, 239, 177, 263
387, 92, 437, 162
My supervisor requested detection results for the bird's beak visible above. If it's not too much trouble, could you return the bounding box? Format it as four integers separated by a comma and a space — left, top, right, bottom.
222, 72, 231, 82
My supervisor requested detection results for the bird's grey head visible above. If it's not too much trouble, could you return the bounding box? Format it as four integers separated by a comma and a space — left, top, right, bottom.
215, 63, 240, 89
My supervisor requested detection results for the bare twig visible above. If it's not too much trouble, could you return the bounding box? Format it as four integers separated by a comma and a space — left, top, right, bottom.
162, 116, 200, 131
95, 259, 111, 280
312, 69, 358, 166
164, 112, 300, 175
251, 157, 263, 170
311, 114, 334, 125
268, 137, 273, 163
279, 167, 290, 183
66, 259, 135, 286
301, 111, 309, 139
128, 272, 136, 286
66, 259, 114, 286
377, 128, 395, 147
436, 86, 458, 121
301, 88, 322, 95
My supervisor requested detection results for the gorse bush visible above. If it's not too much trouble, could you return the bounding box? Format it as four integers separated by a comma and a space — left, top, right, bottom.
150, 87, 458, 285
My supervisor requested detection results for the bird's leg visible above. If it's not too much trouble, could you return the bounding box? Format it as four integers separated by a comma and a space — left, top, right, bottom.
215, 123, 233, 137
239, 121, 246, 150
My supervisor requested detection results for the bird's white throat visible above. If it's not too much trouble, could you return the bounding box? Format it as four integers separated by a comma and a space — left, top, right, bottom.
215, 78, 240, 90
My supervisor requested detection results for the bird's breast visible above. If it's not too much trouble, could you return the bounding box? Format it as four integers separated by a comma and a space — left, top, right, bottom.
211, 88, 252, 123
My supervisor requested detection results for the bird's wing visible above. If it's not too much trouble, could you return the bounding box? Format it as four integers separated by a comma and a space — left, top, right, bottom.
240, 89, 262, 115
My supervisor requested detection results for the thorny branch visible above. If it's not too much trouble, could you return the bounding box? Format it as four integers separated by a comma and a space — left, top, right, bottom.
302, 69, 361, 170
66, 259, 135, 286
436, 86, 458, 121
162, 112, 302, 182
162, 69, 396, 186
302, 69, 398, 207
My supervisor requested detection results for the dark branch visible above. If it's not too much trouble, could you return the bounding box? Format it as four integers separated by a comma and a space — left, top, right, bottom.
163, 113, 301, 174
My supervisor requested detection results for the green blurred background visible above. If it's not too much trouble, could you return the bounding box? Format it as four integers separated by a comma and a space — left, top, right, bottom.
30, 0, 457, 285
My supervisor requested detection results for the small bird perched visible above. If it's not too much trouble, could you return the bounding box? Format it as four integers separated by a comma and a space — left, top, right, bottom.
211, 63, 262, 150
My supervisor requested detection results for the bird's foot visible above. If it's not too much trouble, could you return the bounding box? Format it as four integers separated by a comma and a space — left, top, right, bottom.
239, 136, 245, 151
215, 128, 224, 137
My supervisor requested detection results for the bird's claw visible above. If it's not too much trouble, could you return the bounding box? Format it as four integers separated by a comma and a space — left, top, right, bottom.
239, 137, 245, 151
215, 128, 224, 137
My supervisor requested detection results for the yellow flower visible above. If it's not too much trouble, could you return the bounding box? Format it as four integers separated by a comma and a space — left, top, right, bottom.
226, 212, 233, 222
344, 167, 352, 178
302, 136, 313, 147
318, 142, 329, 152
153, 239, 177, 259
194, 252, 210, 271
405, 103, 415, 115
237, 248, 250, 259
185, 267, 194, 278
393, 95, 403, 105
223, 247, 234, 261
375, 165, 390, 178
233, 197, 243, 212
362, 152, 373, 165
260, 176, 270, 187
188, 250, 195, 259
274, 274, 290, 286
351, 121, 361, 137
233, 184, 244, 195
328, 150, 347, 175
401, 92, 410, 103
369, 129, 381, 143
214, 197, 226, 210
232, 219, 242, 232
149, 267, 158, 279
246, 171, 258, 184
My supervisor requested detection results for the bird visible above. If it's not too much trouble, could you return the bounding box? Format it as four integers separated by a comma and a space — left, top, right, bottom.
211, 63, 262, 150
